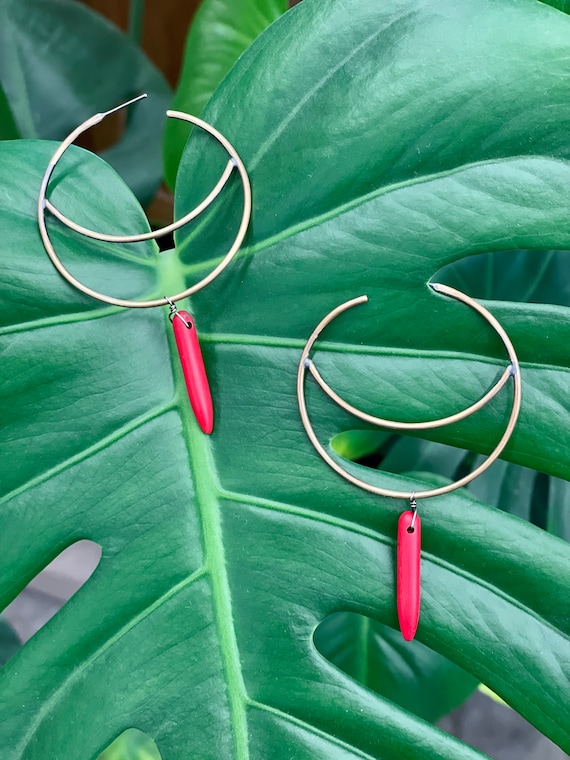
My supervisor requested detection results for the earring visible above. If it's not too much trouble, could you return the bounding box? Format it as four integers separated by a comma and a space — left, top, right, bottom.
297, 283, 521, 640
38, 94, 251, 434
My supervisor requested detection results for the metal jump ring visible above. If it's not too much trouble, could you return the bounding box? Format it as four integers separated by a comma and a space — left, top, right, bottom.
409, 495, 418, 530
297, 284, 522, 501
38, 94, 252, 309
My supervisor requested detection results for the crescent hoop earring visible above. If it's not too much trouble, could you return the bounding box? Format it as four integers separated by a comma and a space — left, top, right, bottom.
38, 93, 251, 309
297, 283, 522, 639
38, 94, 252, 434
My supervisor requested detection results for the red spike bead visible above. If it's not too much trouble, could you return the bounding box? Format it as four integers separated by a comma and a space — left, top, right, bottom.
171, 311, 214, 434
397, 510, 421, 641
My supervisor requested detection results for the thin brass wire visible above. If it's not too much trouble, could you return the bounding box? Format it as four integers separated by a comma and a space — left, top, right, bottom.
37, 94, 252, 309
46, 157, 236, 243
307, 285, 513, 429
297, 283, 522, 500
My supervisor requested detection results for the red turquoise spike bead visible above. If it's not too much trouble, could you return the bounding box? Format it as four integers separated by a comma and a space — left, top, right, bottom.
397, 510, 421, 641
171, 310, 214, 434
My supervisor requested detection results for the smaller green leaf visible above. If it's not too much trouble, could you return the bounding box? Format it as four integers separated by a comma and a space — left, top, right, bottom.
163, 0, 288, 188
478, 684, 508, 707
128, 0, 146, 45
332, 429, 393, 461
98, 729, 162, 760
0, 0, 171, 204
0, 83, 19, 140
539, 0, 570, 13
315, 612, 478, 724
547, 478, 570, 541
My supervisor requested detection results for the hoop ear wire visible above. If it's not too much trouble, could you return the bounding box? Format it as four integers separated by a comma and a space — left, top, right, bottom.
297, 284, 522, 500
37, 94, 252, 309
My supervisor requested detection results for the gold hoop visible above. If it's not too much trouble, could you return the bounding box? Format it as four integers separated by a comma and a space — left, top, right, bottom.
297, 283, 522, 500
38, 95, 252, 309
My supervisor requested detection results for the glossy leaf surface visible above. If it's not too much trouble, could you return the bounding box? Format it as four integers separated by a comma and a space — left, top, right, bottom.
315, 613, 479, 724
0, 0, 171, 203
163, 0, 288, 187
1, 0, 570, 758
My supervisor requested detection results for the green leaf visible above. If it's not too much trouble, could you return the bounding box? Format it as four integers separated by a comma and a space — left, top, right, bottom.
547, 478, 570, 541
315, 613, 478, 723
98, 729, 162, 760
0, 82, 19, 140
539, 0, 570, 12
1, 1, 570, 759
128, 0, 146, 45
163, 0, 288, 188
0, 0, 171, 204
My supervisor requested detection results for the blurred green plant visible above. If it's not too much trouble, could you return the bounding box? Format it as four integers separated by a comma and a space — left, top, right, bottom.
163, 0, 288, 187
98, 729, 162, 760
0, 0, 171, 204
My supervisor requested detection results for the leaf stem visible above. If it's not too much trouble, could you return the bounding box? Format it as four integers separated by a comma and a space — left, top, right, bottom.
128, 0, 145, 45
0, 84, 20, 140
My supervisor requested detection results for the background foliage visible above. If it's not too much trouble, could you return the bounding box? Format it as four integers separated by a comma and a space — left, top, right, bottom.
0, 0, 569, 758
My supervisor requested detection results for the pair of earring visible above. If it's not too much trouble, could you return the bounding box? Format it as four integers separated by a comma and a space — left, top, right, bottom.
38, 94, 251, 435
40, 98, 522, 643
297, 288, 522, 640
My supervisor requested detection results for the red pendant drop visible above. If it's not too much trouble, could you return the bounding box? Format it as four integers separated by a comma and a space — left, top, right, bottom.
171, 311, 214, 434
397, 510, 421, 641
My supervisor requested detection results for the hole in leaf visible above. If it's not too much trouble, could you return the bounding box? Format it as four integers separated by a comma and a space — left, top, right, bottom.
331, 429, 470, 479
434, 248, 570, 306
530, 471, 549, 531
314, 611, 478, 723
439, 685, 565, 758
315, 612, 560, 755
2, 540, 101, 655
97, 728, 162, 760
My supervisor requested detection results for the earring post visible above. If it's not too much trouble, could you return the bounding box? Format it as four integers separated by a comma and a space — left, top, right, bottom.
101, 93, 148, 118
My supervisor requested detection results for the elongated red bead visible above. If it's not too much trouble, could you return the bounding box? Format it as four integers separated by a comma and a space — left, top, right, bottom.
171, 311, 214, 434
397, 510, 421, 641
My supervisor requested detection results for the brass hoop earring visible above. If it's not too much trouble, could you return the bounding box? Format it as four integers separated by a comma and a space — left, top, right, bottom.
38, 95, 252, 434
38, 93, 252, 309
297, 284, 522, 639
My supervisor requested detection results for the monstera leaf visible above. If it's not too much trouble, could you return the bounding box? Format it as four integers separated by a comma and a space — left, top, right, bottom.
1, 1, 570, 759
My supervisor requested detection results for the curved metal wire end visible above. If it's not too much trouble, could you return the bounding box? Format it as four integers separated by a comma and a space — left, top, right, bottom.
38, 100, 252, 309
101, 93, 147, 118
296, 291, 522, 501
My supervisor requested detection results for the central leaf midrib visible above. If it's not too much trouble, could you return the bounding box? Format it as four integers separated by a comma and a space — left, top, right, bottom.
162, 264, 250, 758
